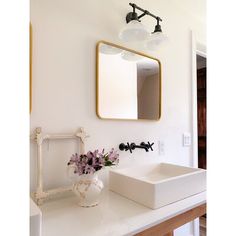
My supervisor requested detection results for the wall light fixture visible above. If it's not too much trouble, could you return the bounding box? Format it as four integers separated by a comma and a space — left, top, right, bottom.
119, 3, 166, 50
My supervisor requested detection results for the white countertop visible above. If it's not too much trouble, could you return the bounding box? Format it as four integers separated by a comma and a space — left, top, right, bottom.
40, 190, 206, 236
31, 198, 42, 236
31, 198, 42, 217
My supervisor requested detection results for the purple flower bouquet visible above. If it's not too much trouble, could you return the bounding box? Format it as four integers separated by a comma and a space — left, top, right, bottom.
67, 148, 119, 176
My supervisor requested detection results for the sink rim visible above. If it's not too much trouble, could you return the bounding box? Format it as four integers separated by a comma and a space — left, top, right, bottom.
109, 162, 206, 185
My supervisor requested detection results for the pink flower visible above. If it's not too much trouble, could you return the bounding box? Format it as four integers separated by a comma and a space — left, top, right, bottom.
68, 148, 119, 176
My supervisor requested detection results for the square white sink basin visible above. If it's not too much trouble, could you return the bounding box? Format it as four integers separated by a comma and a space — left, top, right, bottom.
109, 162, 206, 209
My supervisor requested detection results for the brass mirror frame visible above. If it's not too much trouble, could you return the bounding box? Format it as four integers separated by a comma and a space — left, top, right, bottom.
30, 23, 32, 113
96, 40, 162, 121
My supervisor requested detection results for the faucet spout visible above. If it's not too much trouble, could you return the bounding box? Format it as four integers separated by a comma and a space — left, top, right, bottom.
130, 143, 149, 152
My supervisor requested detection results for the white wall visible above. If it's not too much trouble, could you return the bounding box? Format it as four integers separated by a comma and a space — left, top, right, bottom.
30, 0, 205, 235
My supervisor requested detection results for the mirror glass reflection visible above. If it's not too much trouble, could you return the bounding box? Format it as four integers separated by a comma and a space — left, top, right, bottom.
97, 42, 161, 120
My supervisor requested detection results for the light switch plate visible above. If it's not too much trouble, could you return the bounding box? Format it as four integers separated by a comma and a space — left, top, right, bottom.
183, 133, 191, 146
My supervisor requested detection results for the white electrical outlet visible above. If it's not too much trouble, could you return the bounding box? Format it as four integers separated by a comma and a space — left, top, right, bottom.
158, 141, 165, 155
183, 133, 191, 146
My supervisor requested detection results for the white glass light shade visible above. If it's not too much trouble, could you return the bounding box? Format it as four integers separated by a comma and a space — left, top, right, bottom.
99, 44, 123, 55
119, 20, 149, 42
145, 32, 167, 50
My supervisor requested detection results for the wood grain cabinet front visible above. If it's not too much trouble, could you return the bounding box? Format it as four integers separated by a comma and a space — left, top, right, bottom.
135, 204, 206, 236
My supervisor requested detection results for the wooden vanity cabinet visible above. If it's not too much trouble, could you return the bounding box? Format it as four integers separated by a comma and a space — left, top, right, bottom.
135, 204, 206, 236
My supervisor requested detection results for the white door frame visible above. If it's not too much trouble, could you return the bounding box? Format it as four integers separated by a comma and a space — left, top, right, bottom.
191, 30, 206, 236
191, 30, 207, 168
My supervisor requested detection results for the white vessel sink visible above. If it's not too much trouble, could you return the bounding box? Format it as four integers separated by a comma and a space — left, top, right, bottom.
109, 162, 206, 209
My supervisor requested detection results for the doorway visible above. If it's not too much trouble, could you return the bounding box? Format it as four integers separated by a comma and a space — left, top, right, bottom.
197, 55, 207, 170
196, 55, 206, 236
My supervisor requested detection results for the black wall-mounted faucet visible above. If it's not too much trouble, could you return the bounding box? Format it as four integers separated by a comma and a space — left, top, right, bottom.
119, 142, 154, 153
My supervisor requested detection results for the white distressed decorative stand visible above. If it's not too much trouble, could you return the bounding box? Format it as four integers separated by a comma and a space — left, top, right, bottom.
31, 127, 89, 205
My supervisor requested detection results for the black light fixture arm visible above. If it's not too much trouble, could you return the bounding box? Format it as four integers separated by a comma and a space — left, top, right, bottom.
128, 3, 162, 22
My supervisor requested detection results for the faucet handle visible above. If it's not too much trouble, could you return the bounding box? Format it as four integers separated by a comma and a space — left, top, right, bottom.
126, 142, 133, 153
140, 142, 149, 152
119, 142, 133, 153
140, 142, 154, 151
147, 142, 154, 151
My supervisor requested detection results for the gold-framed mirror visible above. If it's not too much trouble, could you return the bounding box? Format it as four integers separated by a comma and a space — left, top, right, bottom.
96, 41, 161, 121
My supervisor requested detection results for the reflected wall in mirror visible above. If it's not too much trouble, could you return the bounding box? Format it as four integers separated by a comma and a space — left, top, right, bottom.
96, 41, 161, 121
